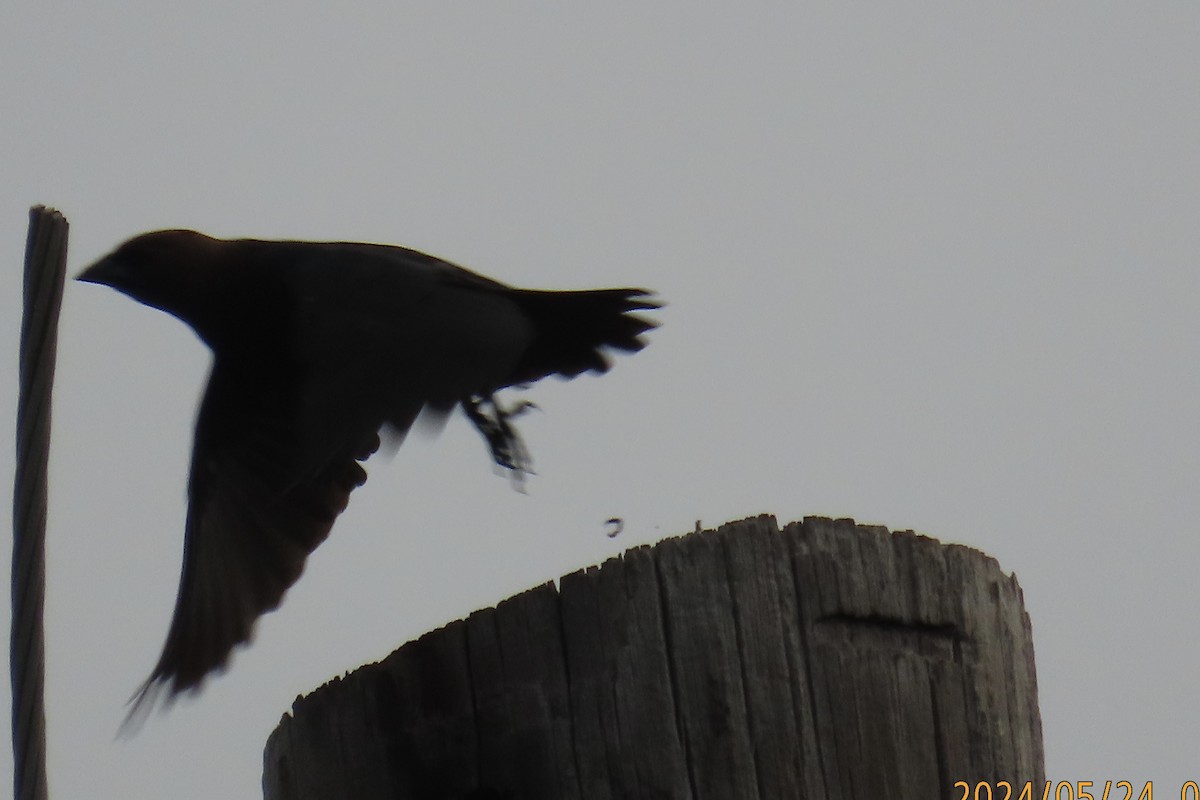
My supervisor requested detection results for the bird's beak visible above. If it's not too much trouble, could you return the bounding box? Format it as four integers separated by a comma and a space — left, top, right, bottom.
76, 256, 121, 287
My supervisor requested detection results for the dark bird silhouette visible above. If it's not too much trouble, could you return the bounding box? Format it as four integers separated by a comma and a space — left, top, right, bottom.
78, 230, 659, 728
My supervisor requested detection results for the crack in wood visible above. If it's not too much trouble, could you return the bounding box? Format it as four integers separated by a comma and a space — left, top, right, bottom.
814, 614, 966, 663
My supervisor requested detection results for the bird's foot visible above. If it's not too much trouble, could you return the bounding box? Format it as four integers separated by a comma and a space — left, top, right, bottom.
463, 394, 536, 489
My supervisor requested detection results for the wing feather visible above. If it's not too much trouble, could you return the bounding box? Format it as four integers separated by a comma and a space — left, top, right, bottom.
122, 364, 378, 731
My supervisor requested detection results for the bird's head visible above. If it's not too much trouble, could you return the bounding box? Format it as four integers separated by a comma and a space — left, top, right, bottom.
78, 229, 231, 335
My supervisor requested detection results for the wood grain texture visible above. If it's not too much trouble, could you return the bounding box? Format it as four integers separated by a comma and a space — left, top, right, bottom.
263, 516, 1043, 799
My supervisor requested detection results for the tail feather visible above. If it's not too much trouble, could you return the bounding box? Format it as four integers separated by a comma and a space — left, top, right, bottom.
507, 288, 660, 384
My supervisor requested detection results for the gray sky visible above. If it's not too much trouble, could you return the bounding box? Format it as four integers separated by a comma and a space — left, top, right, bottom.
4, 3, 1199, 797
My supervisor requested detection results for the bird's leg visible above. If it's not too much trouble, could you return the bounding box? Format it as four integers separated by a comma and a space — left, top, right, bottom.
463, 394, 536, 489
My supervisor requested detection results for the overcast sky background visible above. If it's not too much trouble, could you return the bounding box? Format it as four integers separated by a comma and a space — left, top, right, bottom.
3, 4, 1199, 797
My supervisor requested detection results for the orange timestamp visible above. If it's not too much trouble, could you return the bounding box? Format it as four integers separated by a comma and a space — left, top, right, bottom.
953, 781, 1200, 800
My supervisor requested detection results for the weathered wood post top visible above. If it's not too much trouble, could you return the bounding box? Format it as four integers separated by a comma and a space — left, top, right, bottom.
263, 515, 1043, 800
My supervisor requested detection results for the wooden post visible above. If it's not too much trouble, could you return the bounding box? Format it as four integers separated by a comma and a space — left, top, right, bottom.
262, 515, 1043, 799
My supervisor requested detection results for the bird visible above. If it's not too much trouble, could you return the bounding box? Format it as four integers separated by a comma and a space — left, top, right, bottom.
77, 229, 659, 728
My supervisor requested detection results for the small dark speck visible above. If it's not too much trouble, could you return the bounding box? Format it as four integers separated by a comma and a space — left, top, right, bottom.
604, 517, 624, 538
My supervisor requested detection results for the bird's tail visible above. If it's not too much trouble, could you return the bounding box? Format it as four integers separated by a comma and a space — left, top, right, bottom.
506, 287, 660, 384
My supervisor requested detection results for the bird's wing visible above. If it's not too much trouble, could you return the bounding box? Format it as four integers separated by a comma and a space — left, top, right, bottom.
122, 361, 378, 731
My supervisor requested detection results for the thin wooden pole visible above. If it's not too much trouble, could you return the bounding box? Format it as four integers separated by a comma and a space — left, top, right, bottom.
13, 206, 68, 800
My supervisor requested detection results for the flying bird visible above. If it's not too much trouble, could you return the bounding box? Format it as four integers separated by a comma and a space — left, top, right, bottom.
78, 229, 659, 726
